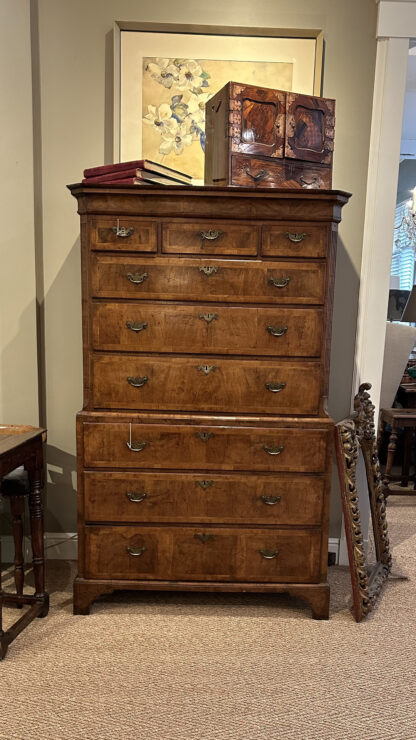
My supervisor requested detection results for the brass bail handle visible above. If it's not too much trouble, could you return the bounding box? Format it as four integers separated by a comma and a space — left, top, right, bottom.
259, 549, 279, 560
126, 545, 146, 557
285, 232, 307, 243
269, 276, 290, 289
113, 219, 135, 238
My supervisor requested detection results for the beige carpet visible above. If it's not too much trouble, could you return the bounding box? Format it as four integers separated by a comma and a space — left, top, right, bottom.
1, 496, 416, 740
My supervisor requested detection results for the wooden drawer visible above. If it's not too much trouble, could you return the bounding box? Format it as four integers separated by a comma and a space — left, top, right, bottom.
82, 421, 330, 472
92, 302, 323, 358
261, 223, 329, 258
91, 354, 321, 415
231, 154, 332, 190
89, 216, 157, 252
161, 221, 258, 255
83, 471, 325, 525
84, 525, 322, 582
91, 255, 326, 305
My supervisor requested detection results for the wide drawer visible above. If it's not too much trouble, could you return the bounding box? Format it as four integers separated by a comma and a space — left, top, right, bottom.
92, 302, 323, 357
89, 216, 157, 252
91, 255, 326, 305
231, 154, 332, 190
83, 471, 325, 525
84, 525, 322, 582
82, 422, 330, 472
161, 220, 258, 255
261, 223, 329, 258
91, 354, 321, 415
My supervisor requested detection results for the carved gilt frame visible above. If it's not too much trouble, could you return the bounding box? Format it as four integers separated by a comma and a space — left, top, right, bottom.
335, 383, 392, 622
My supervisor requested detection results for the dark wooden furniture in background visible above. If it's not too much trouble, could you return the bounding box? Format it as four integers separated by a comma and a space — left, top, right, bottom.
68, 182, 350, 619
0, 425, 48, 660
204, 82, 335, 189
398, 383, 416, 409
379, 408, 416, 496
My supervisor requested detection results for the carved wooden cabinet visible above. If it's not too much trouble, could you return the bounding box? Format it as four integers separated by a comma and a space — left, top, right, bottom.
205, 82, 335, 189
68, 183, 350, 617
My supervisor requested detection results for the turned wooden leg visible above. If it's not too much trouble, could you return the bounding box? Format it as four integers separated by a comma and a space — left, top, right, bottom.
383, 425, 398, 497
28, 469, 48, 615
401, 428, 413, 487
8, 494, 26, 603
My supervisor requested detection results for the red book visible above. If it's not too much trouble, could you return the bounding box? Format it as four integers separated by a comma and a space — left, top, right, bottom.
83, 158, 192, 182
81, 168, 139, 183
83, 160, 145, 178
82, 177, 143, 185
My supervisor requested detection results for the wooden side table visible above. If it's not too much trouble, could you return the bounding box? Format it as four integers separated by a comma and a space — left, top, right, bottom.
379, 408, 416, 496
0, 425, 48, 660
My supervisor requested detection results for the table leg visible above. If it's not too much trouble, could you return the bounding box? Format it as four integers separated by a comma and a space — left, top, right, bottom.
9, 495, 25, 602
383, 423, 398, 496
401, 428, 413, 487
0, 539, 8, 660
28, 469, 48, 613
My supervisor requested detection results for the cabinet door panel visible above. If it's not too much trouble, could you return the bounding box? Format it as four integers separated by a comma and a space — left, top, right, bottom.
228, 82, 286, 158
285, 93, 335, 165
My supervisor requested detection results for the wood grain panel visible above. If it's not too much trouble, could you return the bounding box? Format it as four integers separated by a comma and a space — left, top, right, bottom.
91, 255, 326, 305
231, 155, 332, 190
90, 216, 157, 252
161, 220, 258, 255
262, 223, 329, 258
84, 525, 321, 582
83, 471, 325, 525
91, 354, 321, 415
92, 302, 323, 357
82, 421, 329, 472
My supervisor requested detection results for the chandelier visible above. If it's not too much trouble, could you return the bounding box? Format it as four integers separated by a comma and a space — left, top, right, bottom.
394, 187, 416, 247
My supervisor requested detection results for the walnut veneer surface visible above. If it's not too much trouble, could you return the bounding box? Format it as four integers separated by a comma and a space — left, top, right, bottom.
68, 183, 350, 618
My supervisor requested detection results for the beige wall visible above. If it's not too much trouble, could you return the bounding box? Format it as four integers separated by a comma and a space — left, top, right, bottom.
0, 0, 38, 427
25, 0, 377, 534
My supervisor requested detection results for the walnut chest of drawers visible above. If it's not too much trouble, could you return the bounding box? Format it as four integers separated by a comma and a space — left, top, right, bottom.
68, 183, 350, 618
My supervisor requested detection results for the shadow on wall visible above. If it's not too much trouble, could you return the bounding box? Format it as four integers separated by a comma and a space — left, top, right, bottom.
38, 237, 82, 534
328, 234, 361, 536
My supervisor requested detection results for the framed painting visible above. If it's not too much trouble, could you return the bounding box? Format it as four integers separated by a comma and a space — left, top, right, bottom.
114, 22, 323, 183
335, 383, 392, 622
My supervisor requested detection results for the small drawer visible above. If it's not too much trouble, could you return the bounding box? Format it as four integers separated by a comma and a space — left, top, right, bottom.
81, 420, 330, 473
231, 154, 332, 190
84, 525, 322, 582
83, 471, 325, 526
91, 255, 326, 305
91, 354, 321, 415
262, 223, 329, 258
92, 302, 323, 358
161, 220, 258, 255
90, 216, 157, 252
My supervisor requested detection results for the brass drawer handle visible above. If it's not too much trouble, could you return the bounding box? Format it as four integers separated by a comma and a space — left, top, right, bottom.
269, 276, 290, 289
197, 364, 216, 375
300, 175, 319, 189
195, 431, 215, 442
195, 479, 214, 490
199, 229, 223, 241
126, 321, 148, 333
267, 325, 288, 337
259, 549, 279, 559
126, 545, 146, 557
263, 444, 284, 456
199, 312, 218, 324
113, 224, 134, 238
265, 381, 286, 393
194, 532, 214, 544
245, 167, 269, 182
126, 272, 148, 285
261, 495, 281, 506
126, 440, 147, 452
127, 375, 148, 388
126, 491, 148, 503
199, 265, 218, 277
286, 232, 307, 243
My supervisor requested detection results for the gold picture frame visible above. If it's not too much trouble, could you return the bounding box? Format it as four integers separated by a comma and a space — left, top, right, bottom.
113, 22, 324, 176
335, 383, 392, 622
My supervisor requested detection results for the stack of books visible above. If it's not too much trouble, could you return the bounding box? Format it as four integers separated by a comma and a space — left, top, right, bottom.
82, 159, 192, 186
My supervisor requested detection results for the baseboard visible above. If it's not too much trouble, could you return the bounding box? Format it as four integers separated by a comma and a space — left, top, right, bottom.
2, 534, 340, 565
1, 533, 78, 563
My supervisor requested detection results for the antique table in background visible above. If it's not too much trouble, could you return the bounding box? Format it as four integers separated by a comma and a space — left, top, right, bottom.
379, 408, 416, 496
0, 424, 48, 660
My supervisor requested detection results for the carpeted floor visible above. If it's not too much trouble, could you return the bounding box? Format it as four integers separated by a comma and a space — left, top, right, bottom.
1, 496, 416, 740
